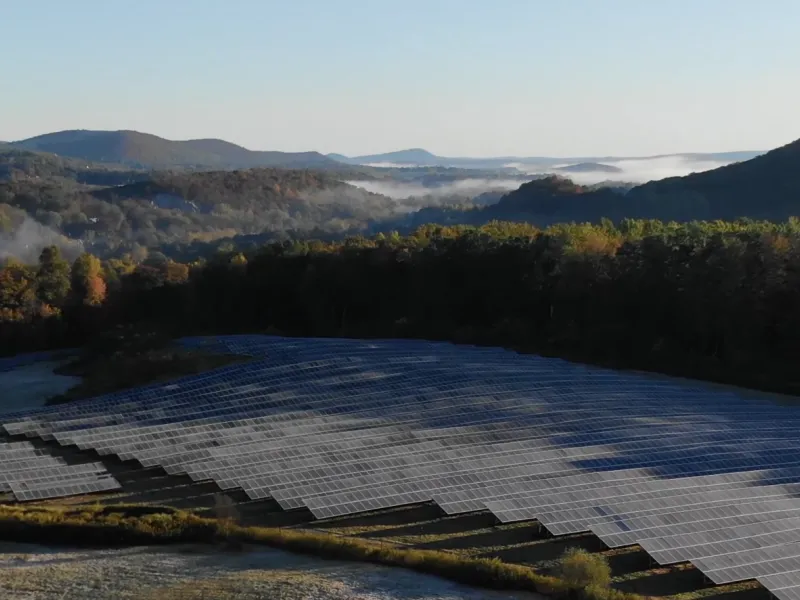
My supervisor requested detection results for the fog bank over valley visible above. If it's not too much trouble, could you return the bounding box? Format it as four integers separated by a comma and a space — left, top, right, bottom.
350, 151, 765, 191
345, 178, 529, 201
0, 216, 85, 264
520, 155, 741, 185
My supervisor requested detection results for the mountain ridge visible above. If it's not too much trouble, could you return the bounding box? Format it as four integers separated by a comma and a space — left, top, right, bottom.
11, 130, 342, 170
9, 129, 767, 171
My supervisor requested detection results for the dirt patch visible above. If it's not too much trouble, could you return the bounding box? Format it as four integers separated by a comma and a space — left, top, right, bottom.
0, 543, 544, 600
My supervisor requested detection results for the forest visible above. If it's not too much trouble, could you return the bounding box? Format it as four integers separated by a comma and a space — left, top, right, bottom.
3, 217, 800, 396
4, 136, 800, 265
1, 148, 531, 261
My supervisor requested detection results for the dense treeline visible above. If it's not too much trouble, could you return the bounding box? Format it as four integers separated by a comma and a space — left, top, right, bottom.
3, 218, 800, 394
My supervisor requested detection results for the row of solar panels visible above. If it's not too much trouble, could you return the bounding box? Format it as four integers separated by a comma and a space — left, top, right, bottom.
3, 335, 800, 600
0, 440, 120, 501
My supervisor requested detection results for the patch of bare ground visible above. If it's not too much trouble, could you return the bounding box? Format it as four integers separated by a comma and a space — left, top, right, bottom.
0, 543, 545, 600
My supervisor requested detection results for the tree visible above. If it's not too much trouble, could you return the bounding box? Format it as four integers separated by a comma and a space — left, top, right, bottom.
555, 548, 611, 590
0, 259, 36, 317
35, 246, 71, 308
71, 253, 107, 306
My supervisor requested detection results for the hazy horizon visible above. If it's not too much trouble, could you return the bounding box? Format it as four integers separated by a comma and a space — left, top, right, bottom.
3, 1, 799, 158
2, 127, 770, 162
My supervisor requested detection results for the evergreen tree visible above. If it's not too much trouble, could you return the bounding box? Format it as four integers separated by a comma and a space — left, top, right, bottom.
35, 246, 71, 309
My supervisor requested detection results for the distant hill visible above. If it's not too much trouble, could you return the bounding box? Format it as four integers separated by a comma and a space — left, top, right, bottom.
555, 162, 623, 174
1, 148, 148, 186
11, 130, 342, 170
326, 153, 353, 163
477, 138, 800, 224
630, 138, 800, 218
351, 148, 441, 165
393, 137, 798, 229
332, 148, 764, 171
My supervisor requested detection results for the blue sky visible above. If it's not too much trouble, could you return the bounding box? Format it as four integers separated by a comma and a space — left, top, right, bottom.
2, 0, 799, 156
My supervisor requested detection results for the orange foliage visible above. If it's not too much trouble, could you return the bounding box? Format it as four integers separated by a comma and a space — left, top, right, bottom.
84, 275, 108, 306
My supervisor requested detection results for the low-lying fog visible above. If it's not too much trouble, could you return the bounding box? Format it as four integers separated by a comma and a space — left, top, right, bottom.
346, 179, 526, 200
523, 155, 737, 185
350, 154, 753, 201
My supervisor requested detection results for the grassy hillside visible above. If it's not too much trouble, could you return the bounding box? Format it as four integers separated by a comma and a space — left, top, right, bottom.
12, 130, 343, 170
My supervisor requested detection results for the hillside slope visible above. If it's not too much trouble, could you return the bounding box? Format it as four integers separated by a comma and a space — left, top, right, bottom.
0, 148, 148, 186
0, 167, 399, 257
351, 148, 441, 165
631, 137, 800, 217
473, 138, 800, 225
12, 130, 342, 170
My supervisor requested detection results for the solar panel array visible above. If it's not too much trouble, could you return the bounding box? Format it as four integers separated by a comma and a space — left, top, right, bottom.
2, 334, 800, 599
0, 440, 120, 501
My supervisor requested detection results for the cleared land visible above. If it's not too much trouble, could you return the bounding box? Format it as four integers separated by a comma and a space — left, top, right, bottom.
0, 542, 541, 600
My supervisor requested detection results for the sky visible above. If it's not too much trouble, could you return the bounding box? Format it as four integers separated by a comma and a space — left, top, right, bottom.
2, 0, 799, 157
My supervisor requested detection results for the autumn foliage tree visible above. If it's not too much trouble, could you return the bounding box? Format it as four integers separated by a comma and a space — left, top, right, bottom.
0, 259, 36, 321
71, 253, 107, 307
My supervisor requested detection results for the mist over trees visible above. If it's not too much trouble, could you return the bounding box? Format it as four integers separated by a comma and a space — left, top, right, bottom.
4, 136, 799, 264
1, 149, 540, 260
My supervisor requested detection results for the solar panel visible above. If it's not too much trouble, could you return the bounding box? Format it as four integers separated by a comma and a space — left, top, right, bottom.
3, 334, 800, 600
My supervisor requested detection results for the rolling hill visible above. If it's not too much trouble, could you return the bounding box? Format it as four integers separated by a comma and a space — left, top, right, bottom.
555, 162, 623, 174
394, 137, 799, 229
11, 130, 343, 170
479, 137, 800, 224
1, 147, 149, 186
0, 166, 406, 257
338, 148, 442, 166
